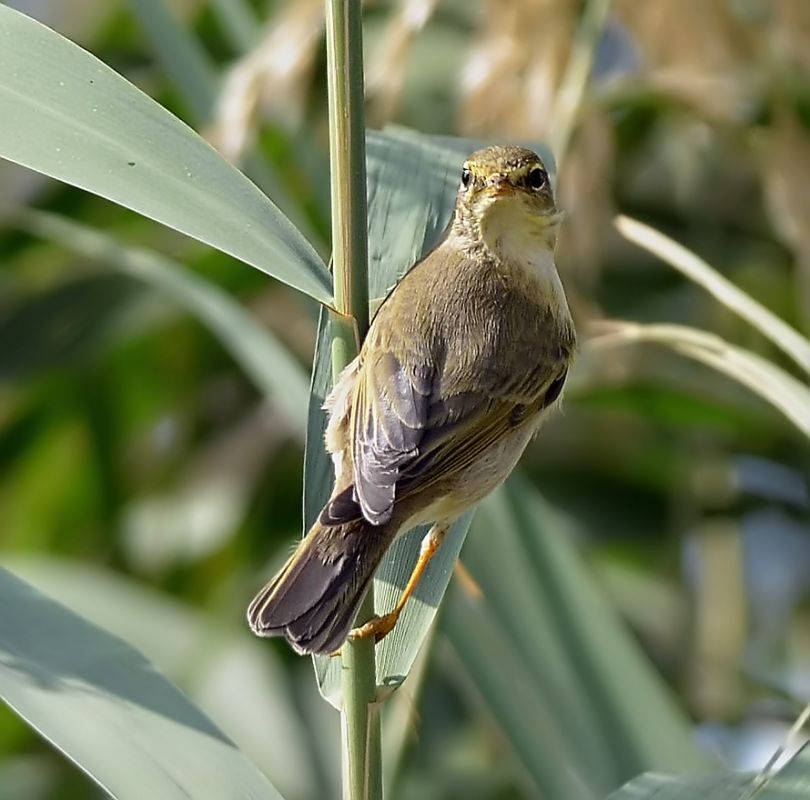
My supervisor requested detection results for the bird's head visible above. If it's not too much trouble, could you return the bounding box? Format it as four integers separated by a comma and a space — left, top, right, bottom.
453, 145, 562, 253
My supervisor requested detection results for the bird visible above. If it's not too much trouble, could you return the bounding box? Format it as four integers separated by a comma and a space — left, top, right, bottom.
248, 144, 576, 656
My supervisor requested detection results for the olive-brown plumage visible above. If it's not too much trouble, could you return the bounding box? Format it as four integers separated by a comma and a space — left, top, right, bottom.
248, 146, 576, 655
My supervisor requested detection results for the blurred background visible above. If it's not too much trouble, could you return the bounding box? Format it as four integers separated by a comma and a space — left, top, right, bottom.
1, 0, 809, 798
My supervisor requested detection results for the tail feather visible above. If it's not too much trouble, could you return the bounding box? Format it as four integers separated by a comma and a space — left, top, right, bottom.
247, 517, 391, 655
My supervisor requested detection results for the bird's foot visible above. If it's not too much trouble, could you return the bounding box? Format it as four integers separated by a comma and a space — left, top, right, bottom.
329, 611, 401, 657
348, 610, 400, 644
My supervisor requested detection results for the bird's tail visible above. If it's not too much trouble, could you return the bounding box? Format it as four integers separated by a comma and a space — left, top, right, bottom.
247, 513, 393, 656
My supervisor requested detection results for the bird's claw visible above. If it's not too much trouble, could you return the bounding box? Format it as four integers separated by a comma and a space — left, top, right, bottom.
348, 611, 399, 644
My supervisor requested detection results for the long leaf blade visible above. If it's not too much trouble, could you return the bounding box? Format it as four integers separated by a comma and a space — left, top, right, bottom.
615, 215, 810, 376
590, 322, 810, 440
505, 477, 706, 775
0, 5, 332, 305
0, 567, 283, 800
19, 209, 310, 438
6, 556, 325, 800
446, 478, 706, 796
608, 744, 810, 799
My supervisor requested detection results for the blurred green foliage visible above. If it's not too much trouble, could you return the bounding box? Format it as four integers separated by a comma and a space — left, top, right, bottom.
1, 0, 810, 798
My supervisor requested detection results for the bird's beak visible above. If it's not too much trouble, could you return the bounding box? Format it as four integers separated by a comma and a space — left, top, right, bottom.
486, 174, 514, 196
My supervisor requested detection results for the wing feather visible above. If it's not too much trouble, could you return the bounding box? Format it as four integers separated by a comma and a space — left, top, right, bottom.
351, 351, 428, 524
350, 346, 567, 526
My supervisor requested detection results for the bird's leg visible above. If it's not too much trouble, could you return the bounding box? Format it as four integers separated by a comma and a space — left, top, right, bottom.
349, 523, 449, 644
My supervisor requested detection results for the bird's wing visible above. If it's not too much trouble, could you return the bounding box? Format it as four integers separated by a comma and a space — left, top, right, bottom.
348, 349, 431, 525
332, 345, 566, 527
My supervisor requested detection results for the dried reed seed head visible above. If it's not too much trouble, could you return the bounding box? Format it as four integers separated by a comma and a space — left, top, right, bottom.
612, 0, 757, 121
212, 0, 324, 161
460, 0, 577, 136
367, 0, 439, 126
768, 0, 810, 71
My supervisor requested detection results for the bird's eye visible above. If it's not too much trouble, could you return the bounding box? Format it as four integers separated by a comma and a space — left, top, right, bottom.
527, 167, 546, 190
461, 167, 472, 188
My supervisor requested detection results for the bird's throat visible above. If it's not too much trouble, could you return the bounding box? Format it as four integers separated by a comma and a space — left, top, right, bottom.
474, 198, 567, 308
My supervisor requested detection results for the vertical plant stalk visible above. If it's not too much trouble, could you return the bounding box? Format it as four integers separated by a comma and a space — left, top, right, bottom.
324, 1, 380, 799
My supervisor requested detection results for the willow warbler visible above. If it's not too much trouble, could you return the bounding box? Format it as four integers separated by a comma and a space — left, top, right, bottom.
248, 145, 576, 655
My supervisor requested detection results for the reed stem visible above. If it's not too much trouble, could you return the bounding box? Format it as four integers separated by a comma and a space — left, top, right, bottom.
324, 0, 381, 797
